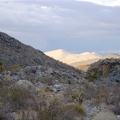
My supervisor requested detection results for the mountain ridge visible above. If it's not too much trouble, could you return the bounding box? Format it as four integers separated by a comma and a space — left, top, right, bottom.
45, 49, 101, 64
0, 32, 83, 79
45, 49, 120, 71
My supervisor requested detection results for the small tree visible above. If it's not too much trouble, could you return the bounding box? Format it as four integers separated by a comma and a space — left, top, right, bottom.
0, 61, 3, 71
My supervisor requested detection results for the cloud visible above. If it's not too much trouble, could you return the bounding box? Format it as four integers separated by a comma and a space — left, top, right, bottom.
0, 0, 120, 54
76, 0, 120, 6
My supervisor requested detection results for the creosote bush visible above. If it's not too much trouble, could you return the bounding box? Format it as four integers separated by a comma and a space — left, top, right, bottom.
9, 87, 32, 108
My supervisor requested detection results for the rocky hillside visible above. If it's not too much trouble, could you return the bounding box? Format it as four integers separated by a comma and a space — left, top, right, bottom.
86, 58, 120, 83
0, 59, 120, 120
0, 32, 83, 76
71, 54, 120, 71
0, 32, 120, 120
0, 32, 44, 66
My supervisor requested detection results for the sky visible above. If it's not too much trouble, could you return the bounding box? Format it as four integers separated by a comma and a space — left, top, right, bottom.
0, 0, 120, 55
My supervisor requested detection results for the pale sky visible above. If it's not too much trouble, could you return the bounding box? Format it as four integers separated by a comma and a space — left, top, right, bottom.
0, 0, 120, 55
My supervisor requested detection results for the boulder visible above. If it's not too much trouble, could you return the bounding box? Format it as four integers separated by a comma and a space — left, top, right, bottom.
15, 80, 36, 91
93, 111, 117, 120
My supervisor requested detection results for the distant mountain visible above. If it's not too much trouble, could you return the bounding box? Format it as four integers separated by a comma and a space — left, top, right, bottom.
102, 53, 120, 59
45, 49, 101, 64
71, 53, 120, 71
45, 49, 120, 71
71, 58, 100, 71
45, 49, 76, 62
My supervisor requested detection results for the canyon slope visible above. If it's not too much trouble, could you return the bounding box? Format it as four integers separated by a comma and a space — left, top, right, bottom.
0, 32, 120, 120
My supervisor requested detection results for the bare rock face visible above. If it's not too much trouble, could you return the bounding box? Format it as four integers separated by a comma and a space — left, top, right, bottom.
15, 80, 36, 91
86, 58, 120, 83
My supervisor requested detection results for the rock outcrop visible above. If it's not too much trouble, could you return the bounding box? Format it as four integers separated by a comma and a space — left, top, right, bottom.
86, 58, 120, 83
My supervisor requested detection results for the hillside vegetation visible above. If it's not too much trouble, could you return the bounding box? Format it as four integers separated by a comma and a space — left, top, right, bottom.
0, 32, 120, 120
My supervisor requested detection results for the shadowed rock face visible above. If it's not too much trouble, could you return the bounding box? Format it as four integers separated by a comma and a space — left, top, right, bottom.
86, 58, 120, 82
0, 32, 45, 66
0, 32, 83, 78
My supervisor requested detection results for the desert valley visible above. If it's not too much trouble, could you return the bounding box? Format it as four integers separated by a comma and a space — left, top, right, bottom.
0, 32, 120, 120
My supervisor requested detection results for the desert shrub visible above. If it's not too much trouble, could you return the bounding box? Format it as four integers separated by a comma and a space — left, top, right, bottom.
0, 76, 16, 88
0, 108, 13, 120
40, 77, 54, 86
82, 82, 97, 100
112, 103, 120, 115
98, 93, 106, 99
62, 103, 85, 115
11, 109, 37, 120
36, 96, 62, 120
35, 96, 85, 120
92, 84, 120, 109
0, 81, 3, 88
8, 87, 32, 109
71, 90, 84, 105
64, 87, 84, 105
0, 109, 8, 120
37, 87, 54, 101
86, 67, 103, 82
95, 85, 107, 103
3, 64, 25, 72
0, 85, 9, 104
61, 103, 85, 120
43, 87, 53, 93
